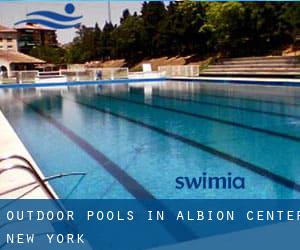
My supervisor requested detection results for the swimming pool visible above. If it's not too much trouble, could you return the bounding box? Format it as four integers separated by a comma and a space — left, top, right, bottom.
1, 80, 300, 199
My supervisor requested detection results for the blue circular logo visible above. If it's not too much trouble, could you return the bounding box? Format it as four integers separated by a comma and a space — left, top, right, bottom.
65, 3, 75, 14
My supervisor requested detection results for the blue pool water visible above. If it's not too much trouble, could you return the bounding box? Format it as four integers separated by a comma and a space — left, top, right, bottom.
1, 80, 300, 199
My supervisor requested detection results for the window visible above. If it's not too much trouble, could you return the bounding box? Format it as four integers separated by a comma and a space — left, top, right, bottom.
7, 45, 13, 49
0, 37, 3, 41
7, 38, 13, 42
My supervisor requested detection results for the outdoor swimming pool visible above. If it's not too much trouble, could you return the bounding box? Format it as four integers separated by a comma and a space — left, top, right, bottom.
1, 80, 300, 199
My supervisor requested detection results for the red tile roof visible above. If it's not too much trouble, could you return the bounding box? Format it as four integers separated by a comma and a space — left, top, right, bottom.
0, 25, 17, 33
16, 23, 54, 31
0, 50, 45, 64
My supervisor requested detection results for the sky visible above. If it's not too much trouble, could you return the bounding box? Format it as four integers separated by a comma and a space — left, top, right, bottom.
0, 1, 143, 44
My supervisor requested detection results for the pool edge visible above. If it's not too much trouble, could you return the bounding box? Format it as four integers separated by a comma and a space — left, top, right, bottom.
170, 76, 300, 86
0, 110, 58, 199
2, 76, 300, 88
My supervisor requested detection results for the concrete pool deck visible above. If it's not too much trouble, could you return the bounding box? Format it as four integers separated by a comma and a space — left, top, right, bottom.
1, 75, 300, 89
0, 110, 55, 199
171, 76, 300, 86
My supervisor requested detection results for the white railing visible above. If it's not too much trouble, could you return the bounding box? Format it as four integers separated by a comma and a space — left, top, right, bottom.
0, 68, 129, 84
158, 65, 200, 77
9, 71, 39, 84
128, 71, 165, 79
60, 68, 129, 82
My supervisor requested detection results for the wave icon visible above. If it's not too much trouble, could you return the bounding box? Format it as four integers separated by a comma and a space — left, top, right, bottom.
14, 3, 82, 29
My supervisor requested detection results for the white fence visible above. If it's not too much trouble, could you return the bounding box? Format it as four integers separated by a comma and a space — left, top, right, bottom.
0, 68, 129, 84
4, 71, 39, 84
60, 68, 129, 82
158, 65, 200, 77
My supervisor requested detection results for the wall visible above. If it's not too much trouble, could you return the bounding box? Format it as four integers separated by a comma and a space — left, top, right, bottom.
0, 31, 18, 51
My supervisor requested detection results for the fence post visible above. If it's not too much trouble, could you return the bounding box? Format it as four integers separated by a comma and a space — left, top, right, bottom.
111, 69, 114, 80
19, 72, 22, 84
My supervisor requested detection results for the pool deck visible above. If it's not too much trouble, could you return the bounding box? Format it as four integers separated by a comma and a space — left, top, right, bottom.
171, 76, 300, 86
1, 75, 300, 89
0, 110, 56, 199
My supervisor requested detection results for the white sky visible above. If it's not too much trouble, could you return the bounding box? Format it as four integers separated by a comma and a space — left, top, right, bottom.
0, 1, 143, 44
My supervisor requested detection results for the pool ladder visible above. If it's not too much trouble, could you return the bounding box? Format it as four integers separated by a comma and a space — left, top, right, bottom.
0, 154, 86, 199
0, 154, 85, 238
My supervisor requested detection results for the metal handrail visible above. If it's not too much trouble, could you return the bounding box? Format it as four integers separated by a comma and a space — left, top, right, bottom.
0, 164, 30, 174
0, 155, 87, 236
0, 171, 86, 197
0, 155, 57, 199
0, 155, 33, 168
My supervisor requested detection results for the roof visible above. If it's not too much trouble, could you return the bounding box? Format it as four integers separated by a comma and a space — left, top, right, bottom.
0, 50, 45, 64
16, 23, 54, 31
0, 25, 17, 33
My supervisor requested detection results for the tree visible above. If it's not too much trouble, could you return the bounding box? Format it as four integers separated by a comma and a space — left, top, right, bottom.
30, 46, 66, 64
64, 1, 300, 63
141, 1, 166, 56
244, 3, 292, 55
163, 1, 206, 55
281, 3, 300, 44
94, 23, 102, 59
120, 9, 131, 23
201, 2, 247, 56
100, 22, 116, 59
113, 16, 146, 60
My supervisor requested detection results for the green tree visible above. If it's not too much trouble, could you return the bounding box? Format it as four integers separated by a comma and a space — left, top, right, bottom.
64, 1, 300, 63
281, 3, 300, 44
30, 46, 66, 64
120, 9, 131, 23
244, 3, 292, 55
201, 2, 247, 56
141, 1, 166, 56
113, 15, 146, 60
163, 0, 206, 55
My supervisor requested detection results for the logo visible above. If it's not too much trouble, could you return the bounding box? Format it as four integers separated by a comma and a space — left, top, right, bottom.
14, 3, 82, 29
175, 172, 245, 190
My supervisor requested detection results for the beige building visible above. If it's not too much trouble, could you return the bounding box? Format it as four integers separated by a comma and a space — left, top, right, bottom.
0, 25, 18, 51
0, 24, 44, 76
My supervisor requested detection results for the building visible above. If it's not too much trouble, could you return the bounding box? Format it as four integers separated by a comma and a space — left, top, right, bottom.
0, 25, 18, 51
0, 24, 45, 76
16, 23, 58, 54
